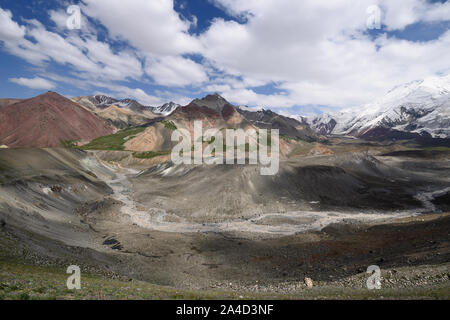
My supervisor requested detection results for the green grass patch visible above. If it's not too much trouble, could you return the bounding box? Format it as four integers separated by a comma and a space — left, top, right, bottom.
0, 159, 11, 172
132, 150, 170, 159
60, 140, 79, 149
0, 259, 259, 300
281, 134, 308, 143
0, 258, 448, 300
82, 127, 146, 151
162, 121, 177, 130
423, 147, 450, 152
280, 134, 303, 142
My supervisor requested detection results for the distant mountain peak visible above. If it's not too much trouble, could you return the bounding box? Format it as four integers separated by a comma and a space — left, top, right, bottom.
237, 105, 264, 112
309, 74, 450, 140
92, 95, 118, 106
151, 101, 180, 116
207, 92, 225, 99
190, 93, 231, 112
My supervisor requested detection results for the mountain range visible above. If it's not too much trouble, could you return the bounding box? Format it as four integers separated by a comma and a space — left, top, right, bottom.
309, 74, 450, 142
72, 95, 181, 130
236, 107, 318, 142
0, 74, 448, 149
73, 95, 180, 116
116, 93, 322, 155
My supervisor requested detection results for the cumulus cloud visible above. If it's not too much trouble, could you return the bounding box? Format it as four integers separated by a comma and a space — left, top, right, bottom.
9, 77, 55, 90
49, 8, 96, 35
0, 8, 47, 63
201, 0, 450, 108
381, 0, 450, 30
0, 7, 25, 40
0, 3, 209, 96
0, 8, 144, 82
97, 83, 164, 106
82, 0, 200, 56
81, 0, 209, 87
145, 55, 208, 87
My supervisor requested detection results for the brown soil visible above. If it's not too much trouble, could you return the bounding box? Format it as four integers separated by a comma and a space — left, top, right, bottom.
0, 92, 114, 148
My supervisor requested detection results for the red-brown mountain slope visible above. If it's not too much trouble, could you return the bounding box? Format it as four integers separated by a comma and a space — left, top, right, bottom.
0, 99, 23, 108
0, 92, 114, 148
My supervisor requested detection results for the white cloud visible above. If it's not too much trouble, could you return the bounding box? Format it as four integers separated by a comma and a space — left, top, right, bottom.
49, 8, 96, 35
200, 0, 450, 108
82, 0, 200, 56
0, 8, 25, 40
145, 55, 208, 86
72, 37, 143, 80
98, 83, 164, 106
0, 8, 47, 63
0, 8, 144, 82
48, 9, 71, 30
9, 77, 55, 90
380, 0, 450, 30
423, 1, 450, 23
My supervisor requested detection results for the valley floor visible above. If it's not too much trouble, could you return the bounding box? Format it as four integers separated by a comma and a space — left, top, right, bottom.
0, 146, 449, 300
0, 213, 449, 300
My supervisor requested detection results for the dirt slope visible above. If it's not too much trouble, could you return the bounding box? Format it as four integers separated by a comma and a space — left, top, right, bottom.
0, 99, 23, 108
0, 92, 114, 148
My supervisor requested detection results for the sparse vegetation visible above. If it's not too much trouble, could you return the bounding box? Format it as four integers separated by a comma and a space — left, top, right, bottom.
280, 134, 303, 142
0, 159, 10, 172
0, 259, 448, 300
0, 259, 250, 300
132, 150, 171, 159
60, 140, 78, 149
423, 146, 450, 152
82, 127, 146, 151
162, 120, 177, 130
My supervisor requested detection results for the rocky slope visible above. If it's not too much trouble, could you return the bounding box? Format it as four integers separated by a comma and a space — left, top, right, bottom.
0, 92, 114, 148
0, 99, 23, 108
237, 107, 320, 142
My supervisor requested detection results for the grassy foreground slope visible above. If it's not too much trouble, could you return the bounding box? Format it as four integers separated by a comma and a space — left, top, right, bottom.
1, 258, 448, 300
1, 220, 448, 300
0, 259, 247, 300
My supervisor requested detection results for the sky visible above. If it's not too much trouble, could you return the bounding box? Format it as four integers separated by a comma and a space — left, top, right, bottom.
0, 0, 449, 117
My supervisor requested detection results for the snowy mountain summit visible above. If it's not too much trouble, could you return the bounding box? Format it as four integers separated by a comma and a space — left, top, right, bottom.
80, 95, 180, 115
310, 74, 450, 140
150, 102, 180, 116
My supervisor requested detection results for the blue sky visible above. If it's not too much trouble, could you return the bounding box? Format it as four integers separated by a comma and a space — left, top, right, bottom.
0, 0, 449, 116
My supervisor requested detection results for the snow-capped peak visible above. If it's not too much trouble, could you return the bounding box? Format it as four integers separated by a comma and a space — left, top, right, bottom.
309, 74, 450, 139
92, 95, 118, 106
237, 105, 264, 112
151, 102, 180, 116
